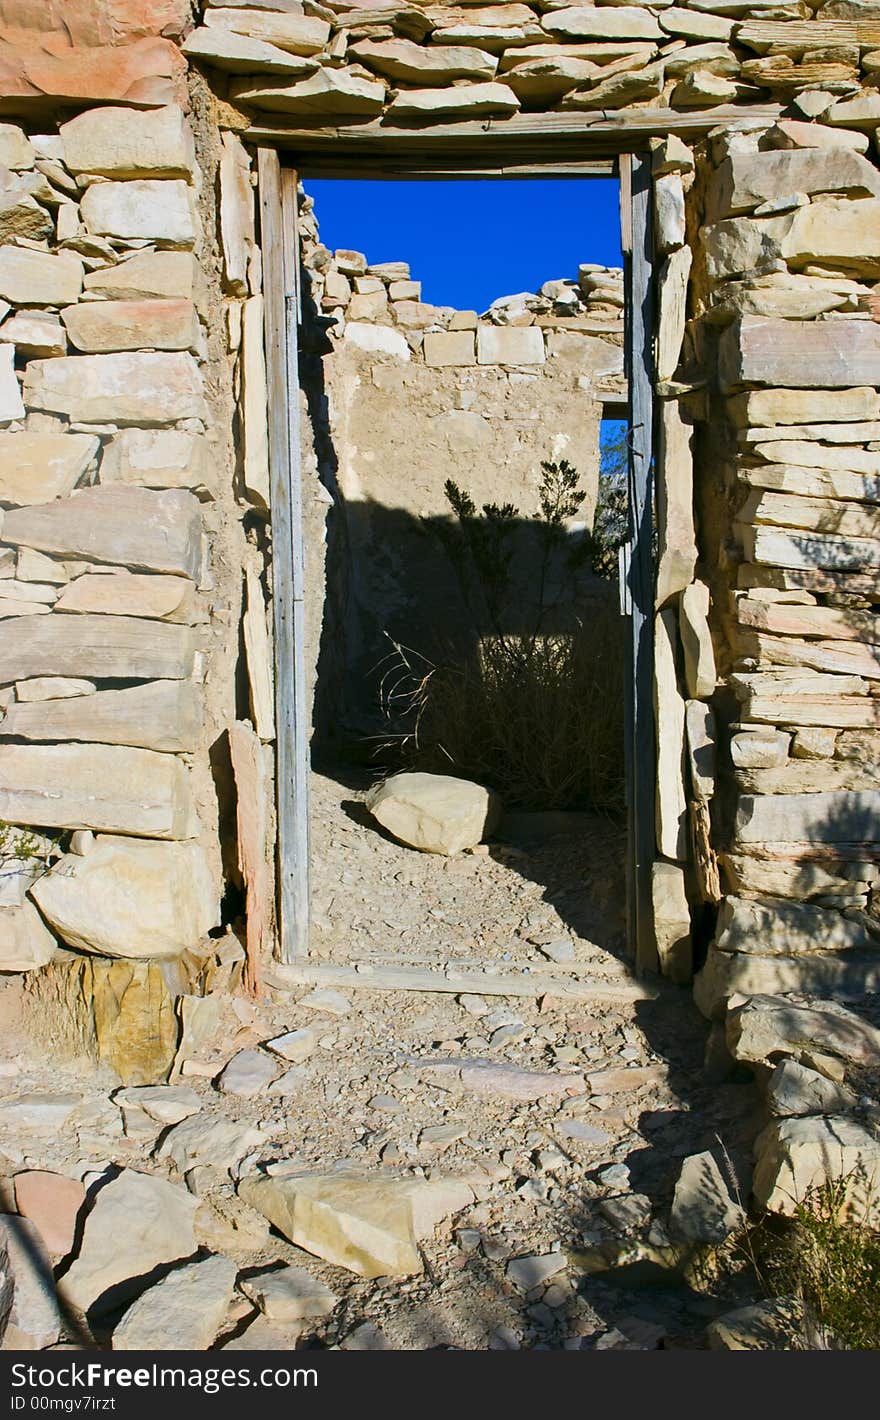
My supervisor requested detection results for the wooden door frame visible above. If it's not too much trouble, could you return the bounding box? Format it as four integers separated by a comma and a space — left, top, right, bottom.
255, 130, 661, 980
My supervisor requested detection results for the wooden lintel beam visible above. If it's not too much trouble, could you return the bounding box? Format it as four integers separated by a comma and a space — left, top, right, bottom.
245, 102, 782, 164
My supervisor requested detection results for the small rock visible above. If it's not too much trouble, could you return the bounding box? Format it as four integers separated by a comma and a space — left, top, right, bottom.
266, 1027, 322, 1064
368, 1094, 401, 1113
490, 1024, 528, 1046
340, 1321, 391, 1350
267, 1067, 310, 1095
707, 1297, 801, 1350
455, 1228, 481, 1254
488, 1324, 520, 1349
156, 1114, 265, 1176
221, 1315, 303, 1350
298, 989, 352, 1017
538, 938, 576, 964
114, 1085, 201, 1127
419, 1123, 466, 1147
598, 1194, 653, 1234
598, 1163, 630, 1190
239, 1264, 338, 1323
587, 1066, 664, 1094
506, 1251, 567, 1290
458, 994, 488, 1017
217, 1049, 280, 1098
766, 1059, 857, 1117
195, 1195, 270, 1254
0, 1093, 80, 1131
555, 1120, 613, 1147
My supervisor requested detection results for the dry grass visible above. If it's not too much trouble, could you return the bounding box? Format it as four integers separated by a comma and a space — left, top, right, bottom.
375, 598, 625, 813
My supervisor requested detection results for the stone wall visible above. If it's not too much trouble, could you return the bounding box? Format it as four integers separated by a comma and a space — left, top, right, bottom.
0, 104, 224, 981
1, 0, 880, 1119
0, 92, 265, 1076
296, 212, 623, 738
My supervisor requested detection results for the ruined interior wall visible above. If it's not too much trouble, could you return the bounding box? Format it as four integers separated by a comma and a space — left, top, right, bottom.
295, 217, 623, 739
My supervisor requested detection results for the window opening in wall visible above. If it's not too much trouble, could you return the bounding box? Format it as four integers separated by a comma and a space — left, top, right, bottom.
294, 174, 634, 985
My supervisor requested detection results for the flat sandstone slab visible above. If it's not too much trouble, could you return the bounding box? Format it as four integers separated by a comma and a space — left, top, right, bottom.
0, 743, 197, 838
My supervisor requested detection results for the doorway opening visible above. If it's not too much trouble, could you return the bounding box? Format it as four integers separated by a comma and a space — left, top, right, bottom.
286, 171, 642, 989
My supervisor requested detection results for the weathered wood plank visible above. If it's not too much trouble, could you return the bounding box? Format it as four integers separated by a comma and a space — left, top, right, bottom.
230, 720, 276, 996
623, 148, 658, 976
282, 165, 311, 962
258, 147, 309, 964
263, 960, 659, 1001
246, 104, 782, 160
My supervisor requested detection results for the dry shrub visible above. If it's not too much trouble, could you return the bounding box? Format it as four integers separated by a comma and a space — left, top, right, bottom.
372, 458, 626, 811
759, 1175, 880, 1350
380, 601, 624, 812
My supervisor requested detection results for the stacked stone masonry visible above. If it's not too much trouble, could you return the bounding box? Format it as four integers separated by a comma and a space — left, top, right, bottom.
0, 0, 877, 1214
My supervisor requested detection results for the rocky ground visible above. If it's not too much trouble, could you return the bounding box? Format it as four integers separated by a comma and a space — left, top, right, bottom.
0, 768, 769, 1352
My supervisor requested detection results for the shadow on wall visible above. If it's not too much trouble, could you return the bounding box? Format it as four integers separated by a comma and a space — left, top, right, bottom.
300, 296, 626, 814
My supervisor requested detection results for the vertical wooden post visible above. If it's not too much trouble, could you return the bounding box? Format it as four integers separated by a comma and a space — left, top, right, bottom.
258, 147, 310, 963
621, 150, 657, 976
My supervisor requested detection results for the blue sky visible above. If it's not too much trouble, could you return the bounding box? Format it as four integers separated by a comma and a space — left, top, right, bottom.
304, 177, 622, 313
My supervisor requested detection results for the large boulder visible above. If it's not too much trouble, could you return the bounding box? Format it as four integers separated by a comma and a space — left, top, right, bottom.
112, 1254, 236, 1350
753, 1115, 880, 1223
366, 772, 500, 855
13, 1171, 86, 1260
668, 1151, 746, 1244
30, 836, 217, 959
59, 1169, 198, 1318
59, 105, 196, 181
238, 1170, 423, 1279
727, 994, 880, 1069
0, 1215, 61, 1348
25, 952, 191, 1086
707, 1297, 801, 1350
